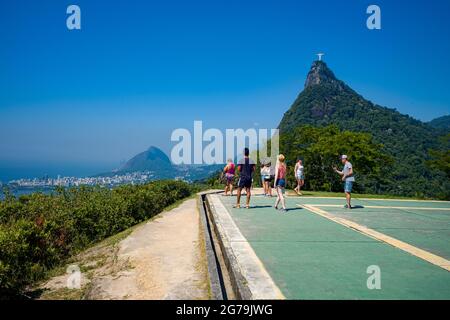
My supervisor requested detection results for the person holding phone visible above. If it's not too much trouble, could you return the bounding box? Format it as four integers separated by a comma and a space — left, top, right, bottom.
333, 155, 355, 209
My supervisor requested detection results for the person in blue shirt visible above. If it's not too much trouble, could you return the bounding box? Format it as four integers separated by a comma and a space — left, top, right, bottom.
234, 148, 256, 209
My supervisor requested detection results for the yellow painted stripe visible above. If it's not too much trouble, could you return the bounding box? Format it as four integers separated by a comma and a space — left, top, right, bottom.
300, 204, 450, 272
305, 204, 450, 211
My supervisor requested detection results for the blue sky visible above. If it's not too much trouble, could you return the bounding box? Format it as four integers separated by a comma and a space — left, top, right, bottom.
0, 0, 449, 179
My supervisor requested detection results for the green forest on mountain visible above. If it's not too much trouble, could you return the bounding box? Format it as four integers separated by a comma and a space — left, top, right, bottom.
277, 61, 450, 199
278, 125, 392, 194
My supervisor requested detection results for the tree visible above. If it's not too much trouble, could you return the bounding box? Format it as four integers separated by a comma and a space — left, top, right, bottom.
279, 125, 392, 193
427, 134, 450, 178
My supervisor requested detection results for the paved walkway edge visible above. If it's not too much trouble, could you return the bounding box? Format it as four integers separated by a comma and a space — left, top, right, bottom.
206, 194, 285, 300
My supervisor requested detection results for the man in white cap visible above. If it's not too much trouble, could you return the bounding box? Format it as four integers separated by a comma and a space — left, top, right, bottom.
333, 155, 355, 209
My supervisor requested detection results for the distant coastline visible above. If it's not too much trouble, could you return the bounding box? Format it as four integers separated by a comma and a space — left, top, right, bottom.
0, 171, 158, 199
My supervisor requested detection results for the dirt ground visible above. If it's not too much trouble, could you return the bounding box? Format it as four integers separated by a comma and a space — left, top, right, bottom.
37, 198, 210, 300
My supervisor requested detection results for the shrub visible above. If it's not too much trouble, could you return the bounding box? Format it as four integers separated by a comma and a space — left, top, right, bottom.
0, 180, 193, 297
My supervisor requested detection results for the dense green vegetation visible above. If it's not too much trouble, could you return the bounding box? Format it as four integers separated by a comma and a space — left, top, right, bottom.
428, 115, 450, 130
209, 126, 395, 195
279, 125, 392, 194
0, 180, 195, 298
427, 134, 450, 179
278, 61, 449, 199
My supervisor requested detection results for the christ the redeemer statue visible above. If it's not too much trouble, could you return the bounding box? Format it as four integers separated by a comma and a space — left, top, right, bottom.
316, 53, 324, 61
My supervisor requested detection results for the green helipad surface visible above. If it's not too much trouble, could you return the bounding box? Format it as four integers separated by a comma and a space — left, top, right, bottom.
218, 194, 450, 299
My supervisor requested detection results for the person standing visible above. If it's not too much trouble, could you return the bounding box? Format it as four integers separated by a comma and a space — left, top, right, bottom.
223, 159, 235, 196
333, 155, 355, 209
235, 148, 256, 209
294, 159, 305, 195
262, 162, 273, 197
273, 154, 287, 213
260, 160, 267, 195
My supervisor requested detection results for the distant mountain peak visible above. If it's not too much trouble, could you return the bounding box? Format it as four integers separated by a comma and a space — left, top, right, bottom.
103, 145, 221, 182
118, 145, 171, 173
145, 146, 171, 162
304, 60, 339, 89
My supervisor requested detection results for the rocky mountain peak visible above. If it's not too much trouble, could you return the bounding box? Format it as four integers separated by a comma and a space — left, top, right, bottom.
304, 60, 339, 89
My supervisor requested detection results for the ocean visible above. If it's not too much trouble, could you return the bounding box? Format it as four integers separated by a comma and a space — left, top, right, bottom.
0, 163, 114, 183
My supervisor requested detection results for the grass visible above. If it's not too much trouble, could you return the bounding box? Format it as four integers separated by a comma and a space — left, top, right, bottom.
35, 287, 87, 300
195, 197, 212, 300
287, 190, 429, 200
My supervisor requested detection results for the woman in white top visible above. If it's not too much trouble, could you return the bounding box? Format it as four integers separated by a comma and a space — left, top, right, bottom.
294, 159, 305, 195
261, 163, 272, 196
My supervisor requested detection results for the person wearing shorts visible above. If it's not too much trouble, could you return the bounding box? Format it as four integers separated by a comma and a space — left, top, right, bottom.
262, 162, 273, 197
223, 159, 235, 196
235, 148, 255, 209
273, 154, 287, 213
260, 161, 267, 195
333, 155, 355, 209
294, 159, 305, 195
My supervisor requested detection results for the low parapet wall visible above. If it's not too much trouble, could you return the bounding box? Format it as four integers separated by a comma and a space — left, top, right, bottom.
204, 193, 285, 300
